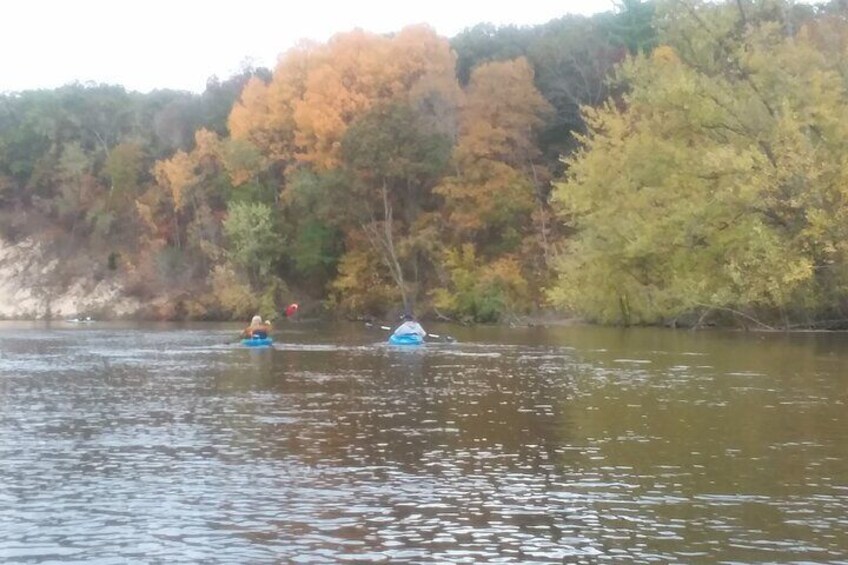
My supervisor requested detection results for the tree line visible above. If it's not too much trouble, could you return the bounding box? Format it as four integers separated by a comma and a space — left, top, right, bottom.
2, 0, 845, 327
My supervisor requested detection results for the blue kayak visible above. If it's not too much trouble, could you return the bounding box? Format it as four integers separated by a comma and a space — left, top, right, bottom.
388, 333, 424, 346
241, 336, 273, 347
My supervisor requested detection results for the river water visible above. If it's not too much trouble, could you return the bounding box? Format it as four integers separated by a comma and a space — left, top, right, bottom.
1, 321, 846, 563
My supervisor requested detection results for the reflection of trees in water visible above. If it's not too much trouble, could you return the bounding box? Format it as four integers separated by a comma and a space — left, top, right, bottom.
560, 328, 848, 559
319, 349, 572, 472
170, 326, 848, 493
206, 343, 575, 473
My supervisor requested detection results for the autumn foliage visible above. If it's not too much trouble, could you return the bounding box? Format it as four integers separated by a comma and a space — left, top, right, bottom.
224, 25, 551, 319
6, 1, 848, 327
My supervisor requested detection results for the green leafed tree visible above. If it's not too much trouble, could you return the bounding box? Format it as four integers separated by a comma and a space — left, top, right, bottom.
336, 102, 452, 311
223, 200, 283, 287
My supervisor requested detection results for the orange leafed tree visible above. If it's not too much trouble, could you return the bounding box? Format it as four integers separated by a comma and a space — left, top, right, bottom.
229, 26, 458, 172
433, 57, 553, 320
437, 57, 552, 242
228, 43, 312, 168
147, 129, 232, 252
294, 25, 457, 169
458, 57, 551, 166
226, 25, 462, 315
154, 150, 195, 212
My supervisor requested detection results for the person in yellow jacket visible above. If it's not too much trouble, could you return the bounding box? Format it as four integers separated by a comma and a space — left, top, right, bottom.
242, 315, 271, 339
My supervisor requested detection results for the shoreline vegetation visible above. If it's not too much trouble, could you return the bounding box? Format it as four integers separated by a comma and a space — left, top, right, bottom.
4, 0, 848, 330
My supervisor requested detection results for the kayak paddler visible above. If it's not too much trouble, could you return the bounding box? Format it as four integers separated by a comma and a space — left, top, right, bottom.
242, 315, 272, 339
392, 313, 426, 340
284, 303, 299, 319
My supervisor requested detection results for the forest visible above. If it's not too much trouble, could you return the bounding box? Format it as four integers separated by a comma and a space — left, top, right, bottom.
1, 0, 847, 327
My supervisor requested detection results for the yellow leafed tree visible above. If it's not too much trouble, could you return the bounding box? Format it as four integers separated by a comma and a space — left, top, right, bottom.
549, 6, 848, 326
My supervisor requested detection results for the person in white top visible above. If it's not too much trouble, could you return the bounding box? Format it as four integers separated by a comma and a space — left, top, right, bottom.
392, 313, 426, 338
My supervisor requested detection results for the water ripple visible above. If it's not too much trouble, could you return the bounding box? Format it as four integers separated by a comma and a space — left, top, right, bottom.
1, 323, 847, 563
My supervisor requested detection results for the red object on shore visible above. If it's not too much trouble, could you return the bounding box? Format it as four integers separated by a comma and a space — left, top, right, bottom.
284, 303, 299, 318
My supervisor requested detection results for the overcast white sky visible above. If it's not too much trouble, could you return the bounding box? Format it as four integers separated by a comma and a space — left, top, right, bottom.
1, 0, 616, 94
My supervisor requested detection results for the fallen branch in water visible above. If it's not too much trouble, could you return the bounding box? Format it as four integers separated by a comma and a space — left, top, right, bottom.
431, 307, 453, 322
693, 303, 776, 331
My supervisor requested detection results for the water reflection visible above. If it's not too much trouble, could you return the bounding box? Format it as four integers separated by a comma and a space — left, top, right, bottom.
1, 321, 847, 562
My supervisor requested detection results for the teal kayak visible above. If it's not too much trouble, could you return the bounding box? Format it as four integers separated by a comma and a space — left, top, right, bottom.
388, 333, 424, 346
242, 336, 273, 347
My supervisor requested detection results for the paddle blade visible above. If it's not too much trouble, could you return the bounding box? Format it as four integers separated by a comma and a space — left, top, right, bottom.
284, 303, 299, 318
427, 332, 456, 342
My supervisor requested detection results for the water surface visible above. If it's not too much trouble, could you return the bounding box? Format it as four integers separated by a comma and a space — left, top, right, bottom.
1, 321, 847, 563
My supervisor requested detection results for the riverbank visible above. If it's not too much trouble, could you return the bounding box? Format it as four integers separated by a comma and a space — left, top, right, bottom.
0, 238, 141, 320
1, 237, 576, 324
